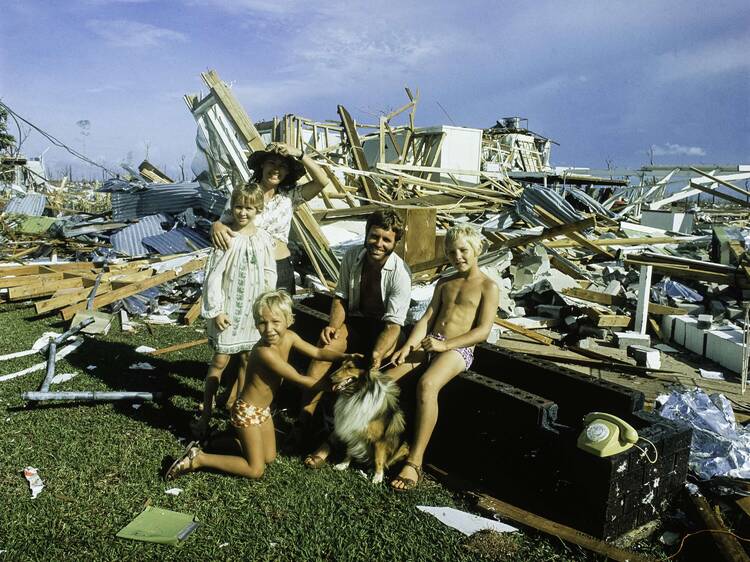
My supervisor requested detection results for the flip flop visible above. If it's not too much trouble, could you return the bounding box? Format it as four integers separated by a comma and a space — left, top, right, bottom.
390, 461, 423, 493
164, 440, 199, 481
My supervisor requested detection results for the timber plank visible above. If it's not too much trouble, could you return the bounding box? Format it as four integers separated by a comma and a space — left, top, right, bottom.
60, 257, 206, 321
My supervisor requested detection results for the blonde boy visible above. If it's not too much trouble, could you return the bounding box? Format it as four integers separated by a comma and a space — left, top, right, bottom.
385, 225, 499, 491
166, 291, 359, 480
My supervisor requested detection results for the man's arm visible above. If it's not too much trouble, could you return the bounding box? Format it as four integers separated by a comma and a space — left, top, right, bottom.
320, 297, 347, 346
371, 323, 401, 370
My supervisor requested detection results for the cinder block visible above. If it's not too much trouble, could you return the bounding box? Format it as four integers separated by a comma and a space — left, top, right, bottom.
672, 316, 697, 347
705, 328, 745, 373
716, 329, 745, 373
697, 314, 713, 329
684, 322, 708, 356
660, 315, 679, 341
615, 331, 651, 349
627, 345, 661, 369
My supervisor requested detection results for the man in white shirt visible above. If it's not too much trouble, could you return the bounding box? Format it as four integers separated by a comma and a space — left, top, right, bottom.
299, 210, 412, 426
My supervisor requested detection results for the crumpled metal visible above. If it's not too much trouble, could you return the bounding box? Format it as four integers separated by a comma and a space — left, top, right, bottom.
651, 278, 703, 303
657, 388, 750, 480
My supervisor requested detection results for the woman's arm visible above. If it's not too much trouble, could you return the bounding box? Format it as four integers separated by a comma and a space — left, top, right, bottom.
270, 142, 330, 201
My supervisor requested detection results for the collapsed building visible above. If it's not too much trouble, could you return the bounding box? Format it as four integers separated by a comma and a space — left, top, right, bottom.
2, 70, 750, 551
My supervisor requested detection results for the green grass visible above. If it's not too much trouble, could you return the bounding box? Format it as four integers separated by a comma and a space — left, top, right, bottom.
0, 302, 665, 561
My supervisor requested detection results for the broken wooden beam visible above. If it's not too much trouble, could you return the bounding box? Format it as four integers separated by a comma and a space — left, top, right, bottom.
59, 256, 206, 321
495, 317, 554, 345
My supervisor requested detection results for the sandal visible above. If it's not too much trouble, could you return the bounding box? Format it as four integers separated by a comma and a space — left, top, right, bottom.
164, 440, 200, 481
390, 461, 423, 493
304, 453, 327, 470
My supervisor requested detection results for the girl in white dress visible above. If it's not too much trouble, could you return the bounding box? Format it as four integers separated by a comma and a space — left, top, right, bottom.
192, 183, 277, 438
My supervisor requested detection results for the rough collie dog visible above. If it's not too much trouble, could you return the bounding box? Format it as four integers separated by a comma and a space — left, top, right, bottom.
329, 359, 409, 483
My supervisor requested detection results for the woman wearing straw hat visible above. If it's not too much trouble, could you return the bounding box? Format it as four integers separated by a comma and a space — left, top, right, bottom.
211, 142, 330, 294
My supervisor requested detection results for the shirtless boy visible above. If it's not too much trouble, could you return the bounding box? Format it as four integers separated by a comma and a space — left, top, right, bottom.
165, 290, 359, 480
385, 225, 499, 491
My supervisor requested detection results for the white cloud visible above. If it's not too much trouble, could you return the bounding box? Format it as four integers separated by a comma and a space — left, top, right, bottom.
86, 20, 187, 48
653, 35, 750, 83
651, 143, 706, 157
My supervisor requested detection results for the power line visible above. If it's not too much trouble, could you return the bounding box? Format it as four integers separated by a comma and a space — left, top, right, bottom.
0, 100, 119, 177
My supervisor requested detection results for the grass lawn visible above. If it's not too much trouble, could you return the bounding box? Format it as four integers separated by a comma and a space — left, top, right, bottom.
0, 302, 664, 561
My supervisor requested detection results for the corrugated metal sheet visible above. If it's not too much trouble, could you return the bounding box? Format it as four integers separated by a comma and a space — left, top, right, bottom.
516, 186, 584, 227
4, 193, 46, 216
566, 186, 615, 218
110, 214, 169, 257
110, 182, 227, 220
142, 227, 211, 255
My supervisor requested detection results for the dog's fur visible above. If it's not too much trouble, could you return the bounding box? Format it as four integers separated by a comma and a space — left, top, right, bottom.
329, 359, 409, 483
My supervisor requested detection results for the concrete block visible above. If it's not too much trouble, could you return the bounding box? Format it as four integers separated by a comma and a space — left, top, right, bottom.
684, 322, 708, 356
627, 345, 661, 369
715, 329, 745, 373
672, 316, 697, 347
615, 331, 651, 349
660, 314, 679, 342
705, 328, 745, 373
696, 314, 713, 329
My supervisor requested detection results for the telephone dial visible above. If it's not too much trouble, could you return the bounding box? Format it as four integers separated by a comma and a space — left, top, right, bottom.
577, 412, 638, 457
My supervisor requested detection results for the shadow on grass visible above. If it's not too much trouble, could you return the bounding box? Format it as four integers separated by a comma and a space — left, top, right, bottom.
18, 336, 208, 440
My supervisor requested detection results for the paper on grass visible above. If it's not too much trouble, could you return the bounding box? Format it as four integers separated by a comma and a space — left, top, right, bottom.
116, 506, 199, 545
417, 506, 517, 536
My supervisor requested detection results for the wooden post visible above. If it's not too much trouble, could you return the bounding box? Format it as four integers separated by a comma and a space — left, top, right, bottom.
634, 265, 653, 335
395, 207, 436, 267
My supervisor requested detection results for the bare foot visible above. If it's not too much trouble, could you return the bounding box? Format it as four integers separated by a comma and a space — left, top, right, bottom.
304, 441, 331, 469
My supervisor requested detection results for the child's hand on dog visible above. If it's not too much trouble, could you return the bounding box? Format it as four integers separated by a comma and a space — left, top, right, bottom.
345, 353, 364, 363
320, 325, 339, 345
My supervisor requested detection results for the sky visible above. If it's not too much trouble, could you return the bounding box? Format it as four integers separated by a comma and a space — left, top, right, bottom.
1, 0, 748, 180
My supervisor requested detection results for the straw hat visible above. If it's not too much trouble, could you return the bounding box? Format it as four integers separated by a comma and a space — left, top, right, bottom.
247, 148, 306, 188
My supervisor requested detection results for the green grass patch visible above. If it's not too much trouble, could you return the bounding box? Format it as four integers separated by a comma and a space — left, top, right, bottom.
0, 302, 665, 560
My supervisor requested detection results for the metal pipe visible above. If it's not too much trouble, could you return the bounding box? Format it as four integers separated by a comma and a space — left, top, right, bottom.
38, 342, 57, 393
21, 391, 159, 402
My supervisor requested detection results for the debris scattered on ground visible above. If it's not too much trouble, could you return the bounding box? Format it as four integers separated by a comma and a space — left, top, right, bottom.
23, 467, 44, 499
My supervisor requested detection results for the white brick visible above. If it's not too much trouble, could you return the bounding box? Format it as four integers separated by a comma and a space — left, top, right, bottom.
672, 316, 698, 347
684, 322, 708, 355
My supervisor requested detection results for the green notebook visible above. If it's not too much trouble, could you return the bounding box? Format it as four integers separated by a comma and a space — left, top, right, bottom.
116, 506, 200, 545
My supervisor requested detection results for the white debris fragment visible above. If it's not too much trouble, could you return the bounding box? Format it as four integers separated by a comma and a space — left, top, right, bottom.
50, 373, 77, 385
698, 368, 725, 381
129, 362, 156, 371
86, 365, 97, 371
417, 506, 518, 536
135, 345, 156, 354
23, 467, 44, 499
164, 487, 182, 496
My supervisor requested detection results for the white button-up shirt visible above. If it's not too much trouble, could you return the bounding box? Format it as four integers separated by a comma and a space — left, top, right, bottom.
334, 247, 412, 326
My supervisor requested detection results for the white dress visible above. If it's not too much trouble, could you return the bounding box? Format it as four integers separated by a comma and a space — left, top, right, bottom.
201, 229, 277, 354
